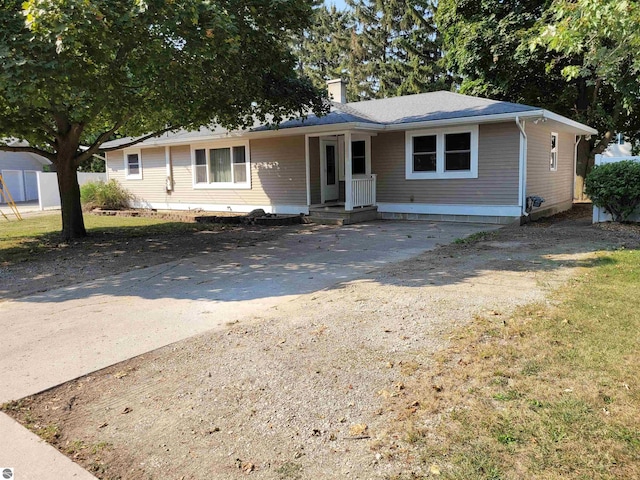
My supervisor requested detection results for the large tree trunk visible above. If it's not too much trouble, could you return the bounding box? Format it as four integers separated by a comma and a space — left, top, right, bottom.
574, 137, 593, 201
575, 131, 615, 201
56, 156, 87, 240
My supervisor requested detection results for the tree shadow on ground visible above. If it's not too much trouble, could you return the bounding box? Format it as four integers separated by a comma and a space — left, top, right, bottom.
7, 213, 637, 306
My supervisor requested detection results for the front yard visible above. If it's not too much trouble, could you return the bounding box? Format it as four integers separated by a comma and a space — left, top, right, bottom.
0, 213, 303, 301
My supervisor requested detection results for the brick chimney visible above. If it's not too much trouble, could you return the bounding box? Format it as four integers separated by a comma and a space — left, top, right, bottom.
327, 79, 347, 104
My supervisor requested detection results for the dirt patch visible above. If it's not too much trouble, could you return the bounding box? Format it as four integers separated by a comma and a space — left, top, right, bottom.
4, 207, 640, 479
0, 221, 308, 301
91, 208, 305, 226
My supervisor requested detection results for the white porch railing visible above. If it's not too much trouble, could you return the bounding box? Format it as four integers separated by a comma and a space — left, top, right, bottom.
351, 174, 377, 209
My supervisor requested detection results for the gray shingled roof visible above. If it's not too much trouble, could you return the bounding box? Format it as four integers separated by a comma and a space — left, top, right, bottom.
271, 91, 538, 130
100, 91, 547, 148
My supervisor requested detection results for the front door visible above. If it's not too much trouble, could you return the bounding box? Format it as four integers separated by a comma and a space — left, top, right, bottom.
321, 140, 339, 203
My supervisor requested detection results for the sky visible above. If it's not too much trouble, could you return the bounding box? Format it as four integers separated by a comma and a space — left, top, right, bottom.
325, 0, 349, 10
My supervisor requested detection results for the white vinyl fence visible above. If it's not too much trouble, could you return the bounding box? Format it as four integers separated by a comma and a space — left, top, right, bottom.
37, 172, 107, 210
592, 154, 640, 223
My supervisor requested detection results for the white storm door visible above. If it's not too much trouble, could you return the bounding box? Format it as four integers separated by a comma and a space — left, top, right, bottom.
320, 140, 339, 203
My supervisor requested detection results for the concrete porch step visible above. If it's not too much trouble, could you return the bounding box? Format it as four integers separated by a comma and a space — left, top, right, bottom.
308, 205, 378, 225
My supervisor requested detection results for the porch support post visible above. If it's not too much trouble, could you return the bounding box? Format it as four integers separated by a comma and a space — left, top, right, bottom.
345, 131, 353, 211
305, 134, 311, 207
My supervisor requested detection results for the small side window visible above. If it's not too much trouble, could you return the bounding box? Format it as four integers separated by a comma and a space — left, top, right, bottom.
550, 132, 558, 171
125, 151, 142, 179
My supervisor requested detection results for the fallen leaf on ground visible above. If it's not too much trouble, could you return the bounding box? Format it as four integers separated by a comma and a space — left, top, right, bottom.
349, 423, 368, 436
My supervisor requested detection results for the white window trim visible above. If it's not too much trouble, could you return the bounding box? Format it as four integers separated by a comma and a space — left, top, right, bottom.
550, 132, 558, 172
124, 149, 143, 180
190, 140, 251, 190
405, 125, 479, 180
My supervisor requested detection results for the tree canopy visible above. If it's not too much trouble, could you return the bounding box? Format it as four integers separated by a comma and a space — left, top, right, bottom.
0, 0, 326, 238
296, 0, 452, 101
534, 0, 640, 147
436, 0, 640, 198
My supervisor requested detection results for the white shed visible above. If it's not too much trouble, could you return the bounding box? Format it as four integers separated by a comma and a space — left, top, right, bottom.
0, 149, 51, 203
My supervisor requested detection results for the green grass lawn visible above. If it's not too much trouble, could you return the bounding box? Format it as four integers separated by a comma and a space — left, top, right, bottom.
0, 213, 211, 264
398, 248, 640, 480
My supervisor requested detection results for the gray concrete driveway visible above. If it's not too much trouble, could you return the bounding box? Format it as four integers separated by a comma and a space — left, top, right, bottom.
0, 221, 497, 479
1, 221, 497, 403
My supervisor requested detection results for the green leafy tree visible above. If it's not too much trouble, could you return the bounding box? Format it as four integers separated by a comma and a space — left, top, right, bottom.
437, 0, 640, 199
534, 0, 640, 197
294, 4, 370, 101
295, 5, 352, 91
0, 0, 326, 239
77, 155, 106, 173
296, 1, 451, 102
437, 0, 564, 106
349, 0, 451, 99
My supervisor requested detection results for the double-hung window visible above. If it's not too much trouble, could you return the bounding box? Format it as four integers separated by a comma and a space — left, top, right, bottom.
192, 142, 250, 188
124, 149, 142, 180
412, 135, 437, 172
405, 126, 478, 180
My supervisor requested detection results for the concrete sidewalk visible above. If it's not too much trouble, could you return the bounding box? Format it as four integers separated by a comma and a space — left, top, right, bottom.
0, 221, 498, 479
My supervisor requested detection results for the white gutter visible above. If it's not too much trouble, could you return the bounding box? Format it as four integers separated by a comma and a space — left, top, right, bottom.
102, 122, 383, 149
515, 116, 528, 217
386, 110, 545, 132
102, 109, 598, 150
542, 110, 598, 135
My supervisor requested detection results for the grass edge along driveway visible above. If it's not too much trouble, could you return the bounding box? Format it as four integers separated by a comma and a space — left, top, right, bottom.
387, 247, 640, 480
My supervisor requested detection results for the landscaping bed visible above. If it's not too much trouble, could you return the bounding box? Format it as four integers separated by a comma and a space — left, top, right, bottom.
91, 208, 305, 226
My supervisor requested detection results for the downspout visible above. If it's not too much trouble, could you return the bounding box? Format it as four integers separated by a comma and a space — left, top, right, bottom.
515, 117, 528, 216
165, 146, 173, 192
573, 135, 582, 201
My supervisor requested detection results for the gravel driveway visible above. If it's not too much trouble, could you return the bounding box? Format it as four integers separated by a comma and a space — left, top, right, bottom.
0, 221, 495, 404
6, 209, 637, 479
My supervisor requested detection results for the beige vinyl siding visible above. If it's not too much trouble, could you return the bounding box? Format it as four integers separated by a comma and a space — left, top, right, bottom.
372, 122, 520, 205
106, 150, 125, 182
106, 148, 169, 205
309, 137, 321, 205
107, 136, 307, 209
526, 123, 574, 208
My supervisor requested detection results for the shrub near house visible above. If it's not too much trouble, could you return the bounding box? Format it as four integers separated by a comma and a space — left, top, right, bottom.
80, 180, 132, 211
586, 160, 640, 222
